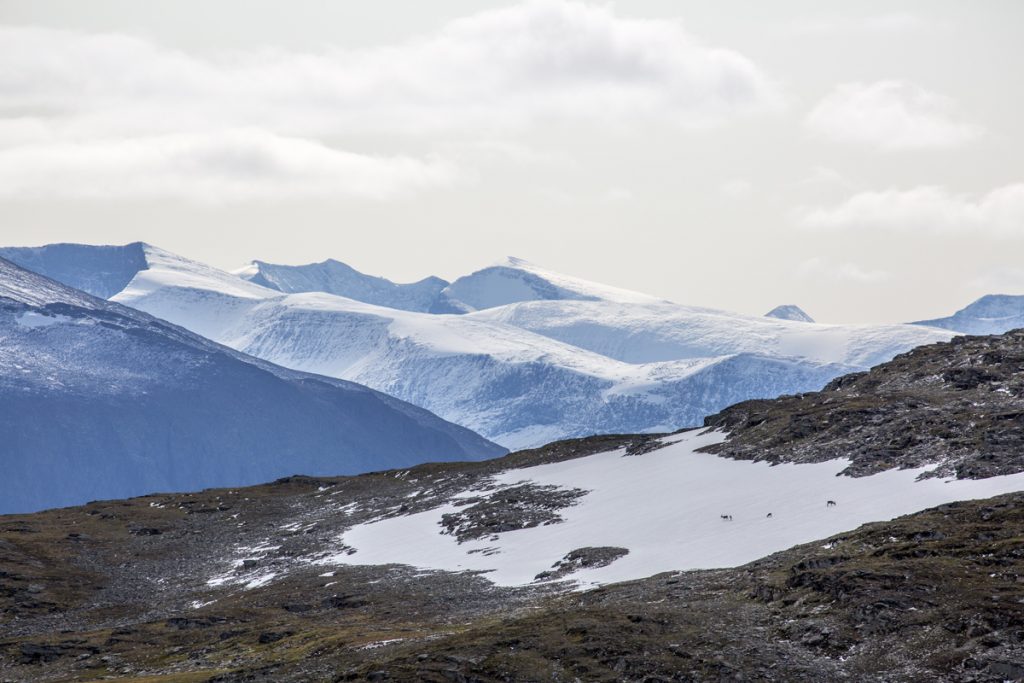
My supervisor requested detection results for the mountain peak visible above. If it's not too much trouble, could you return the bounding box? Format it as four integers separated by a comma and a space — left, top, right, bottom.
501, 255, 536, 268
765, 304, 815, 323
912, 293, 1024, 335
441, 258, 665, 312
237, 258, 450, 312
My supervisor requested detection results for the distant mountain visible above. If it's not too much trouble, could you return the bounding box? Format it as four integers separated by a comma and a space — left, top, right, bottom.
239, 255, 662, 314
474, 299, 939, 368
0, 256, 503, 514
765, 304, 814, 323
99, 245, 945, 448
5, 243, 953, 449
237, 259, 453, 313
438, 257, 664, 312
0, 242, 149, 299
912, 294, 1024, 335
111, 252, 854, 449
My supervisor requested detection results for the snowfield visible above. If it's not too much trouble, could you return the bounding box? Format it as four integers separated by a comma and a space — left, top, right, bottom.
322, 429, 1024, 588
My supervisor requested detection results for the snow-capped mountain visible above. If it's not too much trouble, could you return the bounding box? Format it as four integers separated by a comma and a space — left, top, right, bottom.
236, 258, 452, 313
438, 256, 665, 312
473, 299, 944, 367
765, 304, 814, 323
112, 251, 853, 449
0, 242, 149, 299
5, 243, 954, 449
912, 294, 1024, 335
0, 256, 503, 514
232, 254, 655, 315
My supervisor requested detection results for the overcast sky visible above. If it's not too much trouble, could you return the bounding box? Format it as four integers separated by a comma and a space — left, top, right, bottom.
1, 0, 1022, 323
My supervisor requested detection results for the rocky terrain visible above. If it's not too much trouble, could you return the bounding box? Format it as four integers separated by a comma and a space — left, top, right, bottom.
703, 330, 1024, 479
0, 435, 652, 683
1, 476, 1021, 682
2, 331, 1023, 681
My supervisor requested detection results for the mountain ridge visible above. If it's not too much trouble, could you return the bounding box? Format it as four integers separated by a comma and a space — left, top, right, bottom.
237, 258, 453, 313
765, 304, 815, 323
0, 241, 150, 299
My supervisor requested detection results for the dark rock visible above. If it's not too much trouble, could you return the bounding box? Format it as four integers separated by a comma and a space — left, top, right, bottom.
257, 631, 293, 644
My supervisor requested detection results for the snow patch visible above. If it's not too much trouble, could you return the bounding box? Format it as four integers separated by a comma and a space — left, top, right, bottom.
323, 429, 1024, 588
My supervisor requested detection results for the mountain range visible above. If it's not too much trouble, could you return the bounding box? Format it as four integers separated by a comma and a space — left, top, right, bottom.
0, 242, 958, 449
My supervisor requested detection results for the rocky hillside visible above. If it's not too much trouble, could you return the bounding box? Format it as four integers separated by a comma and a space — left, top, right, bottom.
703, 330, 1024, 479
341, 492, 1024, 683
0, 476, 1020, 682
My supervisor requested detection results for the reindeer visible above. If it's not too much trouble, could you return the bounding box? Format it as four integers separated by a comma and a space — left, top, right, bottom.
720, 514, 733, 521
766, 513, 773, 518
827, 500, 837, 507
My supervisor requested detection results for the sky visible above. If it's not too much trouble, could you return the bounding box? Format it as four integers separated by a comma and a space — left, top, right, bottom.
0, 0, 1022, 323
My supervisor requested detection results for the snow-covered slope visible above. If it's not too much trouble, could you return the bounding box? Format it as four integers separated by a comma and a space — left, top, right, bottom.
237, 259, 452, 313
438, 256, 665, 312
319, 428, 1024, 588
0, 257, 503, 514
912, 294, 1024, 335
765, 304, 814, 323
472, 300, 949, 366
113, 275, 850, 449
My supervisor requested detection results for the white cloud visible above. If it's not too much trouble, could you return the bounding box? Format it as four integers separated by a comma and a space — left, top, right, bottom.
0, 1, 780, 201
0, 130, 461, 202
796, 184, 1024, 238
804, 81, 981, 150
0, 2, 779, 141
797, 257, 889, 283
